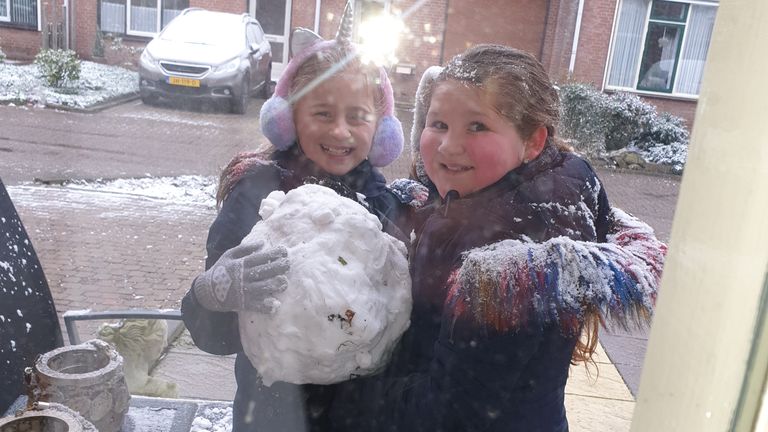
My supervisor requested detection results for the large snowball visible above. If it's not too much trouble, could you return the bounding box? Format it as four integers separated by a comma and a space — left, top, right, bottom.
238, 184, 412, 386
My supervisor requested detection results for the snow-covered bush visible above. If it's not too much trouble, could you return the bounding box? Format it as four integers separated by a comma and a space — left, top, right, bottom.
642, 142, 688, 174
558, 83, 612, 156
34, 49, 81, 87
634, 111, 689, 150
603, 92, 657, 151
559, 83, 689, 171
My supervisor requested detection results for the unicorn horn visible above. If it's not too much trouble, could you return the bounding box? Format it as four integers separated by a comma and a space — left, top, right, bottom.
335, 0, 354, 46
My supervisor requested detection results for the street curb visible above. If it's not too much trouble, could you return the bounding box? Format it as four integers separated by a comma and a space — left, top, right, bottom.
46, 92, 140, 113
0, 92, 140, 113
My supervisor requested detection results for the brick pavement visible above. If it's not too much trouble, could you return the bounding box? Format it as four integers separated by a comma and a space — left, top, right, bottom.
7, 185, 215, 340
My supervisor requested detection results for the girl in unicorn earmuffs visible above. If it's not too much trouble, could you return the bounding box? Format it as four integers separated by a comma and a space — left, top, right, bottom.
180, 3, 414, 431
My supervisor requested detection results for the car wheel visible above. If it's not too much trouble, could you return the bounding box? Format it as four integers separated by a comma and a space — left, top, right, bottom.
260, 64, 274, 99
140, 92, 158, 105
231, 75, 249, 115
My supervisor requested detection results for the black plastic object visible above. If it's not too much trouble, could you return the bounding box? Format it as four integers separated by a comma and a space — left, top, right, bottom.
0, 177, 64, 413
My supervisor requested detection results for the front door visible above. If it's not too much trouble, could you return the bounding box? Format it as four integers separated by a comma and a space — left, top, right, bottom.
250, 0, 292, 82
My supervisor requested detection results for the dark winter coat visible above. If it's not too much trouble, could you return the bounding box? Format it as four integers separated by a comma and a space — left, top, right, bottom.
181, 147, 412, 432
333, 144, 611, 432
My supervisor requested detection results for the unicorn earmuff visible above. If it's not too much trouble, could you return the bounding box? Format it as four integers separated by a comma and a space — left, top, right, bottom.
259, 1, 404, 167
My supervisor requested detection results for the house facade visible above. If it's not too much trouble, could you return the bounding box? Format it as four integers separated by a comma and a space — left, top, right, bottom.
0, 0, 718, 127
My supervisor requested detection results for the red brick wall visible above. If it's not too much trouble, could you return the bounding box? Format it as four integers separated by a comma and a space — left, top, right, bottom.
389, 0, 446, 104
0, 0, 60, 60
443, 0, 546, 61
290, 0, 316, 30
190, 0, 243, 14
73, 0, 96, 60
317, 0, 345, 39
571, 0, 615, 87
0, 28, 42, 60
640, 96, 697, 130
541, 0, 579, 83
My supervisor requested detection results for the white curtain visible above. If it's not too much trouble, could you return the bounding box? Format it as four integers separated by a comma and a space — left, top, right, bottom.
162, 8, 182, 28
130, 1, 158, 33
607, 0, 649, 88
674, 4, 716, 95
101, 2, 126, 33
1, 0, 8, 18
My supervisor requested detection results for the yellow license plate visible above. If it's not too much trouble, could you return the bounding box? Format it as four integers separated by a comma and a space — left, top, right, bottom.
169, 76, 200, 88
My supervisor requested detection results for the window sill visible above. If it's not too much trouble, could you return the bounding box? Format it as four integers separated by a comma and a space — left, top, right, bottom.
0, 21, 39, 31
604, 86, 699, 102
102, 33, 153, 43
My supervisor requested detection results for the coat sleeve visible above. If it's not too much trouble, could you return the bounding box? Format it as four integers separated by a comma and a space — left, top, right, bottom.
447, 206, 664, 336
181, 169, 282, 355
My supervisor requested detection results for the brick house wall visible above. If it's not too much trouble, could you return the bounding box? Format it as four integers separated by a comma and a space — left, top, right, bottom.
290, 0, 316, 31
1, 27, 41, 60
0, 0, 54, 61
73, 0, 96, 61
541, 0, 579, 83
443, 0, 546, 61
388, 0, 446, 105
317, 0, 346, 38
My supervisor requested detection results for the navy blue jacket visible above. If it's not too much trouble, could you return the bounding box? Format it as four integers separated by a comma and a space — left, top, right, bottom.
333, 144, 610, 432
181, 148, 411, 432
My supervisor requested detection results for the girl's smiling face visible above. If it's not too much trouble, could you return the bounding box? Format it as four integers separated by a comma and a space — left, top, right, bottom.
293, 73, 377, 176
420, 79, 544, 198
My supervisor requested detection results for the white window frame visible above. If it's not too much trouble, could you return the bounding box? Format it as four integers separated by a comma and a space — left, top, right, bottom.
603, 0, 719, 101
1, 0, 11, 22
123, 0, 185, 37
126, 0, 161, 37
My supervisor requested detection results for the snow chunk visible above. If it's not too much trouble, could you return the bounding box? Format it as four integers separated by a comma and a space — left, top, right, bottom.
238, 184, 412, 386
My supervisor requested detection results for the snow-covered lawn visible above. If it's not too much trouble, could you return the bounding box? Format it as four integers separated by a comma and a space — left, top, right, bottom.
0, 61, 138, 109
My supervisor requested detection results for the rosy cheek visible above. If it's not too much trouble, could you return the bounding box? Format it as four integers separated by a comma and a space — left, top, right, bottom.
466, 136, 521, 177
419, 131, 439, 167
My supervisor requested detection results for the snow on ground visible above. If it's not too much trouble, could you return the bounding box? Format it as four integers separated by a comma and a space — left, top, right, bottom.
64, 175, 218, 207
0, 61, 138, 108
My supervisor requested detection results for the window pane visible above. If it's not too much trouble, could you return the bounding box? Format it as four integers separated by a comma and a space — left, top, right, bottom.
12, 0, 37, 26
269, 41, 284, 63
607, 0, 647, 88
650, 0, 688, 22
675, 5, 716, 94
638, 23, 683, 92
161, 0, 187, 28
130, 0, 158, 33
101, 0, 126, 33
255, 0, 285, 36
0, 0, 8, 18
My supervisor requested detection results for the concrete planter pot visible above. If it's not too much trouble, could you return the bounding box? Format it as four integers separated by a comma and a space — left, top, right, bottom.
32, 339, 131, 432
0, 402, 97, 432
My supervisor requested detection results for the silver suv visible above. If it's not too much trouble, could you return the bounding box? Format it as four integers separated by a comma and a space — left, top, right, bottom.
138, 8, 272, 114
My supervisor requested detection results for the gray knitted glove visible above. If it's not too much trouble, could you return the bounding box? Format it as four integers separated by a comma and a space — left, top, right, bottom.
193, 240, 289, 313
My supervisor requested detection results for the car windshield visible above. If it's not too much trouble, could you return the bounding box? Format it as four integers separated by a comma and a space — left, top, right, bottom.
160, 14, 244, 46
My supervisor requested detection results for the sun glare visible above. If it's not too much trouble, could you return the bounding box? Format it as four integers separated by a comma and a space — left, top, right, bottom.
358, 13, 405, 67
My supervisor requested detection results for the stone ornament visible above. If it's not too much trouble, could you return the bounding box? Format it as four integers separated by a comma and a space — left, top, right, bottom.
30, 339, 130, 432
0, 401, 98, 432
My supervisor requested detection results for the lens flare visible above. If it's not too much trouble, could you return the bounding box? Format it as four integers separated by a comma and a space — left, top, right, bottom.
358, 14, 405, 67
